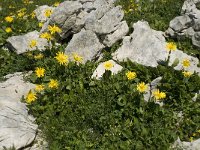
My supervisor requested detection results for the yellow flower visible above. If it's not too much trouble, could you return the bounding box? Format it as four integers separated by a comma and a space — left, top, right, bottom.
5, 27, 12, 33
182, 58, 190, 68
39, 22, 44, 28
5, 16, 14, 23
26, 90, 37, 103
29, 40, 37, 48
48, 79, 59, 89
166, 42, 177, 51
126, 71, 137, 80
48, 24, 62, 34
103, 61, 114, 70
137, 82, 148, 93
35, 67, 45, 78
30, 11, 36, 18
35, 84, 45, 92
34, 53, 44, 59
153, 89, 166, 100
44, 9, 53, 18
182, 71, 192, 78
159, 92, 166, 99
54, 2, 60, 7
40, 32, 52, 41
73, 53, 83, 63
17, 11, 26, 18
55, 52, 69, 65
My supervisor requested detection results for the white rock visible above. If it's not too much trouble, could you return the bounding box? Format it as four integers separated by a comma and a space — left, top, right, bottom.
0, 72, 35, 100
113, 21, 168, 67
103, 21, 129, 47
65, 29, 105, 62
91, 60, 123, 79
6, 31, 50, 54
113, 21, 200, 74
0, 72, 37, 149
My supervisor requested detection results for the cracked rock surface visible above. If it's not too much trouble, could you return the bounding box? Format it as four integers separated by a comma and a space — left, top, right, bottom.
0, 72, 38, 149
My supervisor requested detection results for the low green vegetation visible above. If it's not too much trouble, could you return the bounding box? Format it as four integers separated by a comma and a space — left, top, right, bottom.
0, 0, 200, 149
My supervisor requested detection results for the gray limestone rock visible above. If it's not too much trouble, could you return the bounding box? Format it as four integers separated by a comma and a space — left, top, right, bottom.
6, 31, 50, 54
0, 72, 37, 149
113, 21, 200, 74
113, 21, 168, 67
103, 21, 129, 47
87, 6, 124, 34
65, 29, 105, 62
169, 15, 193, 32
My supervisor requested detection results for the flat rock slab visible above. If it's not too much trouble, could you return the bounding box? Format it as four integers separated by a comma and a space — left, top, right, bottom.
113, 21, 200, 74
0, 72, 35, 100
6, 31, 50, 54
0, 72, 37, 149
